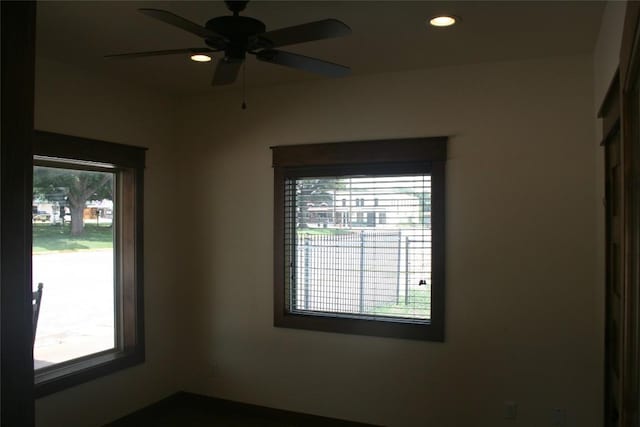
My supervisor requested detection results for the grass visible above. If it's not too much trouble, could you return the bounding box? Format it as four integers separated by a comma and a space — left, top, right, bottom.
370, 289, 431, 319
33, 223, 113, 253
297, 228, 354, 235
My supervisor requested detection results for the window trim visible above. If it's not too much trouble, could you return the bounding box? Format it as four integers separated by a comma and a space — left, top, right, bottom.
272, 137, 447, 341
33, 130, 146, 397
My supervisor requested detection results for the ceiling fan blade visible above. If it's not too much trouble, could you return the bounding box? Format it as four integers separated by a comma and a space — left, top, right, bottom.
256, 50, 350, 78
257, 19, 351, 48
105, 48, 213, 60
138, 8, 225, 42
212, 59, 243, 86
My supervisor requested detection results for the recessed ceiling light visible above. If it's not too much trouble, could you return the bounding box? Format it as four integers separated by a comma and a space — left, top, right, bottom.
190, 54, 212, 62
429, 15, 457, 27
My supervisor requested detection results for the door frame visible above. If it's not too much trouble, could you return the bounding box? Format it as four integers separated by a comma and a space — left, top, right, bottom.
1, 2, 37, 426
613, 1, 640, 425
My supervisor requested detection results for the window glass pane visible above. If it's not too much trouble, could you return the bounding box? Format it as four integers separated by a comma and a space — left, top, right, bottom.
32, 165, 116, 370
285, 175, 431, 322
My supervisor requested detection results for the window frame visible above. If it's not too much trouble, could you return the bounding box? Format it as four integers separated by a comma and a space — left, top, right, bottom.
272, 137, 447, 341
32, 130, 146, 397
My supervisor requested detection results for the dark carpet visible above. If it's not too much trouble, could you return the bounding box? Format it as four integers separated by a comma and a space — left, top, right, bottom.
105, 392, 377, 427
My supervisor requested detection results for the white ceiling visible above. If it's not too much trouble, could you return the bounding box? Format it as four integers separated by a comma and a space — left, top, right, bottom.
36, 1, 605, 96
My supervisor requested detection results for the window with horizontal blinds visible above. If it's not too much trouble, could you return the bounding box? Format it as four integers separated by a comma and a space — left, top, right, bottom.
284, 175, 432, 322
273, 137, 446, 341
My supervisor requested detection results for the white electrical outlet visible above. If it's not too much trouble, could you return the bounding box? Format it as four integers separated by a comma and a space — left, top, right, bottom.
504, 401, 518, 420
551, 408, 566, 426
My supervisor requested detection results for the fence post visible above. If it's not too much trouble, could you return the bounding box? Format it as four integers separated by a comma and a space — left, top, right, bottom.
304, 236, 310, 310
359, 230, 365, 313
405, 237, 410, 305
396, 230, 401, 304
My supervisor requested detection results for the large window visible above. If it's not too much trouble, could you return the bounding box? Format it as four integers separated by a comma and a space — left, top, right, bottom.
272, 138, 446, 341
32, 131, 146, 396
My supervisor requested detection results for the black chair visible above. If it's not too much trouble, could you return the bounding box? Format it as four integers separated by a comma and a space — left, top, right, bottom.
32, 282, 43, 344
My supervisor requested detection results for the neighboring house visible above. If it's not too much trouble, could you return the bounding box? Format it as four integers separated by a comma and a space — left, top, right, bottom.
303, 178, 432, 228
31, 200, 113, 223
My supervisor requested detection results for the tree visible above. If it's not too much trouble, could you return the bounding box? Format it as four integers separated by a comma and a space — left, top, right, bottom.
296, 178, 343, 228
33, 167, 112, 236
397, 184, 431, 227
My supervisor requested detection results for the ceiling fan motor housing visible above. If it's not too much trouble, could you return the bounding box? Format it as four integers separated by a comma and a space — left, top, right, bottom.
205, 15, 267, 60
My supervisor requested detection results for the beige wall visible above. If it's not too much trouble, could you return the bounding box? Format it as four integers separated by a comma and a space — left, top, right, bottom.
174, 54, 600, 427
594, 1, 626, 109
33, 58, 179, 427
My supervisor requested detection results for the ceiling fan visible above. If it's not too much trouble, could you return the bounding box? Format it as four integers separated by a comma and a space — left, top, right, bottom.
106, 0, 352, 86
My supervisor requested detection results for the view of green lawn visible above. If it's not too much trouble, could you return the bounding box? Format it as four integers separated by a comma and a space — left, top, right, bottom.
371, 289, 431, 319
33, 223, 113, 253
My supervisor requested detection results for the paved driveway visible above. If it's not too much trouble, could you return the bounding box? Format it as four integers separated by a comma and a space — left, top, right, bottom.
33, 250, 115, 368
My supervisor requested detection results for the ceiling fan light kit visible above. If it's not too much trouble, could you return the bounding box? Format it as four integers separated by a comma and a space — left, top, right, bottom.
106, 0, 352, 87
429, 15, 458, 27
190, 54, 212, 62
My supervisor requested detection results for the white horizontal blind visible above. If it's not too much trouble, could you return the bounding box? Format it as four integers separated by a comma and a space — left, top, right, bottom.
284, 175, 432, 322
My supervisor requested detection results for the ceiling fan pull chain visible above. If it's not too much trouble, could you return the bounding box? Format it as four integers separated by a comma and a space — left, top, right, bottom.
241, 61, 247, 110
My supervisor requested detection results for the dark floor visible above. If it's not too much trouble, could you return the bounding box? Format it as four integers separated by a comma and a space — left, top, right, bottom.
105, 392, 377, 427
